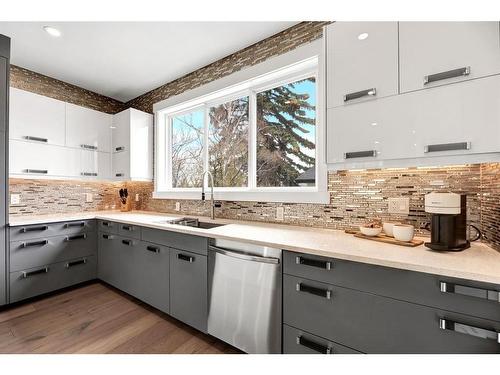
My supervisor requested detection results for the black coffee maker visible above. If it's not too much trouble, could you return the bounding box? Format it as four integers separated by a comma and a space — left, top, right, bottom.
424, 192, 470, 251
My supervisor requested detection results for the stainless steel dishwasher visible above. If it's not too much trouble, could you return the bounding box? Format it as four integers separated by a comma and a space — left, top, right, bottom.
208, 238, 282, 354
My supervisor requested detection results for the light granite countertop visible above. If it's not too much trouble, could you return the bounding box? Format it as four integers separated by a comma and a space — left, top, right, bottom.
9, 210, 500, 285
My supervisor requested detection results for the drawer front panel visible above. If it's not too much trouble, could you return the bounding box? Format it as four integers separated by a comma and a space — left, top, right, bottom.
283, 324, 361, 354
283, 275, 500, 353
10, 233, 97, 272
97, 220, 119, 234
142, 227, 208, 255
118, 223, 142, 239
10, 220, 95, 241
284, 251, 500, 322
9, 256, 97, 303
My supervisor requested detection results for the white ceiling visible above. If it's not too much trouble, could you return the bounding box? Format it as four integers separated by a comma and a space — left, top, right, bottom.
0, 22, 297, 102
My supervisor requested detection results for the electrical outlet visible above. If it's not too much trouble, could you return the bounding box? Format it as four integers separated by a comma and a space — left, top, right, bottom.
276, 206, 284, 221
135, 193, 140, 202
85, 193, 93, 203
175, 202, 181, 211
388, 197, 410, 214
10, 194, 20, 205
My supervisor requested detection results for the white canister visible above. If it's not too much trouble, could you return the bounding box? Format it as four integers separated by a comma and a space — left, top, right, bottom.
383, 222, 399, 237
393, 224, 415, 242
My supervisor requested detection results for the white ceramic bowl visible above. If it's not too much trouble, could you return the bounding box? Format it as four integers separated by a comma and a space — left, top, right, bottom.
392, 224, 415, 242
383, 222, 399, 237
359, 226, 382, 237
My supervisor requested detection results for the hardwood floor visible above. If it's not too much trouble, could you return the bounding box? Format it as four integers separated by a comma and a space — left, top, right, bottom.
0, 282, 241, 354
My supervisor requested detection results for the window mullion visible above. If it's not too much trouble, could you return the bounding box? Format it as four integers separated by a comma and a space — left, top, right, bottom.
248, 91, 257, 190
203, 104, 210, 191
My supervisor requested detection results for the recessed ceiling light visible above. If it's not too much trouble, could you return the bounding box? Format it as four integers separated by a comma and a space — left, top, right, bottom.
43, 26, 61, 37
358, 32, 369, 40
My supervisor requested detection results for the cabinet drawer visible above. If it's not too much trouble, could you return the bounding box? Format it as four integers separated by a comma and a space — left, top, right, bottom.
283, 274, 500, 353
9, 256, 97, 303
97, 220, 119, 234
118, 223, 141, 239
284, 251, 500, 322
170, 248, 207, 332
9, 220, 95, 241
10, 232, 96, 272
283, 324, 361, 354
142, 227, 208, 255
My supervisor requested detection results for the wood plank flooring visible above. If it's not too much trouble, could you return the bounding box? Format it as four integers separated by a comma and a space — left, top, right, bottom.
0, 282, 241, 354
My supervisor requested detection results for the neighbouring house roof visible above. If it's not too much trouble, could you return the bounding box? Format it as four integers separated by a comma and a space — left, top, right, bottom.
296, 167, 315, 183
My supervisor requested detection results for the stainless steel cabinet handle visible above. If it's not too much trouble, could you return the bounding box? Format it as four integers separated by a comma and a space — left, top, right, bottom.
146, 245, 160, 253
296, 282, 332, 300
440, 281, 500, 303
439, 318, 499, 343
65, 234, 87, 242
64, 222, 85, 228
66, 258, 87, 269
296, 336, 332, 354
424, 142, 470, 153
344, 150, 377, 159
102, 234, 113, 240
22, 267, 49, 278
20, 225, 48, 233
122, 239, 133, 246
23, 136, 48, 143
296, 256, 331, 270
122, 225, 133, 231
115, 146, 125, 152
343, 88, 376, 102
80, 144, 98, 150
23, 169, 48, 174
177, 253, 195, 263
115, 173, 124, 177
21, 239, 48, 248
209, 245, 280, 264
81, 172, 98, 177
101, 221, 112, 227
424, 66, 470, 85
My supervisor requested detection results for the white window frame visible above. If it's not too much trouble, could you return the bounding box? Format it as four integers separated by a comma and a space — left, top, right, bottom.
153, 39, 328, 203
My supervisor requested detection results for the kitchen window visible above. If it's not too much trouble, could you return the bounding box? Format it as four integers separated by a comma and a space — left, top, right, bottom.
154, 41, 328, 203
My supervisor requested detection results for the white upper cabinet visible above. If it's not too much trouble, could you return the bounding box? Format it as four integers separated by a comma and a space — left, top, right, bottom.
326, 22, 399, 108
399, 22, 500, 93
65, 103, 112, 152
9, 88, 66, 146
111, 108, 153, 181
79, 150, 111, 180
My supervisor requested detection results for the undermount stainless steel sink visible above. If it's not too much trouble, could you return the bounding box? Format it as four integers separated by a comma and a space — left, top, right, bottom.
154, 217, 226, 229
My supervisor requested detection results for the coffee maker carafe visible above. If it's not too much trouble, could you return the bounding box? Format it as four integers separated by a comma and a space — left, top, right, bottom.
424, 192, 470, 251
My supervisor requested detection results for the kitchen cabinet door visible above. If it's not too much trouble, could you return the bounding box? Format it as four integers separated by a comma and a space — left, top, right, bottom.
10, 140, 79, 178
170, 248, 208, 333
112, 151, 130, 180
79, 149, 111, 180
326, 22, 399, 108
98, 233, 135, 293
111, 109, 130, 153
66, 103, 112, 153
9, 88, 66, 146
129, 109, 153, 180
399, 22, 500, 93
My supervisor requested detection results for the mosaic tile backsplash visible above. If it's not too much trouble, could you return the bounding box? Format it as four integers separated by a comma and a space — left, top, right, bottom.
9, 163, 500, 252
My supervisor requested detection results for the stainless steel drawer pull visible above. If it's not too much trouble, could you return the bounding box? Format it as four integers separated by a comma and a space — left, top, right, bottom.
65, 234, 87, 242
21, 239, 48, 248
66, 258, 87, 268
20, 225, 48, 233
439, 318, 499, 343
23, 136, 48, 143
296, 256, 332, 270
64, 222, 85, 228
81, 172, 98, 176
102, 234, 113, 240
343, 88, 377, 102
424, 142, 470, 153
178, 253, 195, 263
296, 283, 331, 300
146, 245, 160, 253
122, 225, 132, 231
424, 66, 470, 85
23, 169, 48, 174
344, 150, 377, 159
22, 267, 49, 278
296, 336, 332, 354
115, 146, 125, 152
80, 144, 98, 150
101, 221, 112, 227
122, 239, 133, 246
440, 281, 500, 303
115, 173, 124, 177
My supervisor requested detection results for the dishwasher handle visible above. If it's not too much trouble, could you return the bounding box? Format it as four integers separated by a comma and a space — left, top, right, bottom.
209, 245, 280, 264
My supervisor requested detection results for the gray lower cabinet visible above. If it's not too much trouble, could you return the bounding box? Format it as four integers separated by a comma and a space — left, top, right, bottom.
283, 324, 362, 354
284, 274, 500, 353
142, 227, 208, 255
10, 220, 95, 242
169, 247, 208, 333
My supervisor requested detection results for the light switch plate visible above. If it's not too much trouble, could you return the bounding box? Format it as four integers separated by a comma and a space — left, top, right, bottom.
85, 193, 93, 203
10, 194, 20, 205
135, 193, 140, 202
388, 197, 410, 214
276, 206, 284, 221
175, 202, 181, 211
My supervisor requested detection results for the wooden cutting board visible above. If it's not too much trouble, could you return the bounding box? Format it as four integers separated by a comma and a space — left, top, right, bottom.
345, 229, 424, 247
